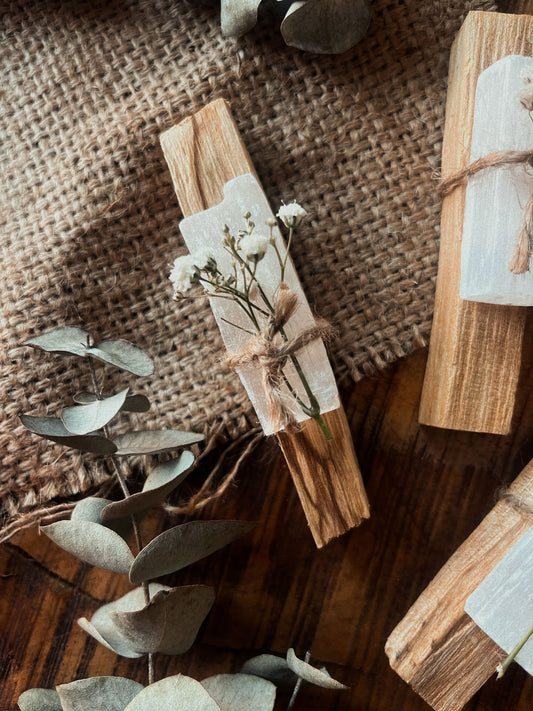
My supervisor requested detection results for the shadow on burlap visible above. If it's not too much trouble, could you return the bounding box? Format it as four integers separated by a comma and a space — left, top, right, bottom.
0, 0, 495, 540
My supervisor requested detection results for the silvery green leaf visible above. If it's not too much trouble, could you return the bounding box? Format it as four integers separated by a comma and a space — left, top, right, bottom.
78, 616, 142, 658
114, 430, 204, 456
86, 340, 154, 376
240, 654, 296, 686
74, 392, 151, 413
61, 388, 129, 435
24, 327, 91, 357
286, 649, 348, 689
17, 688, 62, 711
129, 520, 255, 583
122, 675, 221, 711
281, 0, 370, 54
101, 451, 195, 522
221, 0, 262, 37
121, 394, 150, 413
20, 415, 117, 455
201, 674, 276, 711
78, 584, 168, 658
71, 497, 133, 540
112, 585, 215, 655
42, 520, 134, 575
57, 677, 144, 711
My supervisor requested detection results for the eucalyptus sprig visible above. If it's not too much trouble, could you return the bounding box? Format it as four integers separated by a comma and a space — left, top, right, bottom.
17, 326, 346, 710
169, 202, 333, 441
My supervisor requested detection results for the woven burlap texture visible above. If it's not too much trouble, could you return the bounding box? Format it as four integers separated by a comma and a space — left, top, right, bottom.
0, 0, 495, 540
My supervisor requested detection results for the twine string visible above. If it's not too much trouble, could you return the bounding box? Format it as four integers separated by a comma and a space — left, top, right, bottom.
440, 149, 533, 274
226, 283, 334, 433
498, 487, 533, 519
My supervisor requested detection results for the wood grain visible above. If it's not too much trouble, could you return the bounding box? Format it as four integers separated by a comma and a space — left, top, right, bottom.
419, 11, 532, 434
160, 99, 369, 547
385, 460, 533, 711
4, 336, 533, 710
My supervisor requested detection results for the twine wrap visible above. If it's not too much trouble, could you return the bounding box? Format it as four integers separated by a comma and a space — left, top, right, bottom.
440, 149, 533, 274
226, 284, 334, 433
499, 487, 533, 520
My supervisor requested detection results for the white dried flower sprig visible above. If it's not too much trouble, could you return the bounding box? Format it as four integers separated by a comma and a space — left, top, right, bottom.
277, 202, 307, 229
169, 202, 333, 441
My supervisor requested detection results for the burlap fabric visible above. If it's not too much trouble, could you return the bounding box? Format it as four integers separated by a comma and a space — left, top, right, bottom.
0, 0, 495, 540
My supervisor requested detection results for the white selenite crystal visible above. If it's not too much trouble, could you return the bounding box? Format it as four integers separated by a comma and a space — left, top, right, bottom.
179, 174, 339, 435
465, 526, 533, 674
460, 54, 533, 305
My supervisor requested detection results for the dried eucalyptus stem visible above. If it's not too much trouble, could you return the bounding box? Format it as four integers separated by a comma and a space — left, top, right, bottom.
87, 353, 155, 683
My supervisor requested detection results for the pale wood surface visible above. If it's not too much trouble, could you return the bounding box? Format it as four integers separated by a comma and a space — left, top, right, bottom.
385, 460, 533, 711
160, 99, 369, 547
419, 11, 532, 434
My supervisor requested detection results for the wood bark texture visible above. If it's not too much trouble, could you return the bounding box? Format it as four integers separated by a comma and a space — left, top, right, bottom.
418, 11, 533, 434
159, 99, 369, 547
385, 458, 533, 711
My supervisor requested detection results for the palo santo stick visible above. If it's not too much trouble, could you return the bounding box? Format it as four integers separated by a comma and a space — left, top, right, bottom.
160, 99, 369, 547
419, 11, 532, 435
385, 459, 533, 711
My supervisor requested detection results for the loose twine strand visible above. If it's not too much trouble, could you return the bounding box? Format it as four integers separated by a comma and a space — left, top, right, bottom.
440, 149, 533, 274
498, 486, 533, 519
226, 283, 334, 433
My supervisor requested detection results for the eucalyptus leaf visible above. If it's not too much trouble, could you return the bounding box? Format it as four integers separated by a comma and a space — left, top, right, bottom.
78, 584, 168, 658
20, 415, 117, 455
17, 688, 62, 711
221, 0, 262, 37
286, 648, 348, 690
201, 674, 276, 711
122, 675, 221, 711
240, 654, 296, 686
78, 616, 143, 659
61, 388, 129, 435
24, 327, 91, 357
101, 452, 195, 522
71, 497, 133, 540
113, 430, 204, 456
74, 393, 151, 413
86, 339, 154, 376
281, 0, 370, 54
42, 520, 134, 575
112, 585, 215, 655
129, 520, 255, 583
57, 677, 144, 711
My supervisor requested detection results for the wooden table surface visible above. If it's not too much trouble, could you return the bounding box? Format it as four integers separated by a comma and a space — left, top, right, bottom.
2, 2, 533, 710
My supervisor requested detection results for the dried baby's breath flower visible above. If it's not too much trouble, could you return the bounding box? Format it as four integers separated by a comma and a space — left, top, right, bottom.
238, 233, 270, 262
277, 202, 307, 229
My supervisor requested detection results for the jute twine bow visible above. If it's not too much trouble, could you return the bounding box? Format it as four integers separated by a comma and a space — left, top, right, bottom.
226, 283, 334, 433
440, 149, 533, 274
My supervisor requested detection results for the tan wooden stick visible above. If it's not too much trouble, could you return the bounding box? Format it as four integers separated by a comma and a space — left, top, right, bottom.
418, 11, 533, 435
385, 458, 533, 711
160, 99, 369, 547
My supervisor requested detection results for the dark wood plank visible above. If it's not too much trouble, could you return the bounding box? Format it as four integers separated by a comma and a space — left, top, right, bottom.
4, 326, 533, 709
